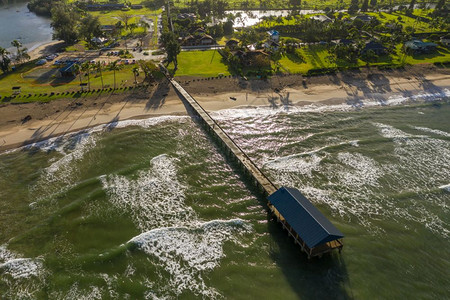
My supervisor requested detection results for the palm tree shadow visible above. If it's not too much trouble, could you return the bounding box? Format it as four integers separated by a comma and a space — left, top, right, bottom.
146, 78, 170, 110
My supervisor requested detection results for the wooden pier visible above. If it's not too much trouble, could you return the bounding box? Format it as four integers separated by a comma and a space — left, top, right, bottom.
161, 67, 343, 258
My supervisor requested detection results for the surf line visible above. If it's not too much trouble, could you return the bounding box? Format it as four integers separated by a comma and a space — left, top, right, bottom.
160, 65, 344, 259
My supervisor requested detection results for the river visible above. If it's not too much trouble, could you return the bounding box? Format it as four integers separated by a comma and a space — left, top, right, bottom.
0, 1, 53, 52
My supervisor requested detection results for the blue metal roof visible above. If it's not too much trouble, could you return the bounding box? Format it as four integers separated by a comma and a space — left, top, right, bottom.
268, 187, 344, 248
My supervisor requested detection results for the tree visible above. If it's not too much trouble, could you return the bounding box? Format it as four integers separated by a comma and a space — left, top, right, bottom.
95, 61, 104, 89
361, 0, 369, 11
370, 0, 377, 7
0, 47, 11, 73
128, 23, 138, 35
51, 3, 79, 44
79, 14, 102, 45
348, 0, 359, 14
118, 13, 131, 32
166, 41, 181, 69
81, 62, 91, 90
132, 66, 139, 86
409, 0, 416, 10
72, 63, 82, 88
109, 61, 122, 89
435, 0, 446, 10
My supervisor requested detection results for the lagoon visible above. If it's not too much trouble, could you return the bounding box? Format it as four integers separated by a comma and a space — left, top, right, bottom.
0, 1, 52, 52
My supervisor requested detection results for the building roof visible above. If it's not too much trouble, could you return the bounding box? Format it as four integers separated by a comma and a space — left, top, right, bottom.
268, 187, 344, 248
364, 41, 385, 50
405, 40, 437, 50
310, 15, 332, 22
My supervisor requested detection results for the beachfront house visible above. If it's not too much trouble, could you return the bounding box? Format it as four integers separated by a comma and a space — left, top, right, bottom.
267, 30, 280, 43
362, 41, 387, 55
225, 39, 239, 50
440, 36, 450, 47
86, 3, 127, 11
310, 15, 333, 23
405, 40, 437, 54
181, 33, 215, 46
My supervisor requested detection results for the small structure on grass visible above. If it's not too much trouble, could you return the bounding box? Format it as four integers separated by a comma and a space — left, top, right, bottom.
268, 187, 344, 259
405, 40, 437, 54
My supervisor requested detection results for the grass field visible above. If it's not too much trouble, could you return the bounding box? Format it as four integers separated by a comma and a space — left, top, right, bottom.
0, 61, 137, 97
277, 44, 450, 75
170, 50, 231, 77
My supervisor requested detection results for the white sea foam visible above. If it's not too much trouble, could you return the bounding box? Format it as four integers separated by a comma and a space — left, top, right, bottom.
0, 244, 46, 299
336, 152, 382, 187
264, 153, 323, 176
439, 184, 450, 192
413, 126, 450, 138
101, 154, 195, 231
129, 219, 251, 298
210, 89, 449, 121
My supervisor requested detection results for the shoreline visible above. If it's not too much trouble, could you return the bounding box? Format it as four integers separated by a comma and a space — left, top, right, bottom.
1, 66, 449, 153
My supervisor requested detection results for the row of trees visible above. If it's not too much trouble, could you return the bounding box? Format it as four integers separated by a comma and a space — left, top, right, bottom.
0, 40, 30, 73
71, 60, 160, 90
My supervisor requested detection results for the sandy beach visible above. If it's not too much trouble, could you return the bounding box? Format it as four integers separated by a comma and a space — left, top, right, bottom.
0, 64, 449, 152
27, 40, 65, 61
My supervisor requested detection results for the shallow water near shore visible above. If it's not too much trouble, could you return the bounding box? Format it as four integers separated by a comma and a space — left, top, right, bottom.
0, 1, 52, 51
1, 100, 449, 299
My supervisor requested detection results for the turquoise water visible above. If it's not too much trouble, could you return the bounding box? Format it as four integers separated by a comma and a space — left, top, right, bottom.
0, 99, 449, 299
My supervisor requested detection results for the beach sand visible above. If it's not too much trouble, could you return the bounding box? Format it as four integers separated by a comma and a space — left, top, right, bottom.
0, 64, 449, 152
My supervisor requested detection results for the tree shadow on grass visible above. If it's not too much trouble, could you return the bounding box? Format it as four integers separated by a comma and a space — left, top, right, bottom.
146, 78, 169, 111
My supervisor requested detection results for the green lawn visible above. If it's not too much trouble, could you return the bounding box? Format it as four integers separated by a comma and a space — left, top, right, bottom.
278, 44, 450, 75
0, 61, 137, 97
171, 50, 231, 77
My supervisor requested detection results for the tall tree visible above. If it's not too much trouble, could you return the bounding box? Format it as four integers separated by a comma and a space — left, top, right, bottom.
51, 3, 79, 44
79, 14, 102, 45
370, 0, 377, 7
109, 61, 122, 89
95, 61, 104, 89
0, 47, 11, 73
132, 66, 139, 86
409, 0, 416, 10
81, 62, 91, 90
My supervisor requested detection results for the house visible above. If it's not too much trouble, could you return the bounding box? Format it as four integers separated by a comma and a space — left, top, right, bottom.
353, 14, 373, 22
85, 3, 127, 11
233, 50, 270, 67
267, 30, 280, 43
91, 37, 108, 45
337, 38, 354, 45
100, 25, 117, 35
310, 15, 332, 23
181, 34, 215, 46
405, 40, 437, 54
177, 13, 196, 21
362, 41, 386, 55
440, 35, 450, 47
225, 39, 239, 49
264, 40, 280, 51
199, 34, 215, 45
59, 62, 78, 77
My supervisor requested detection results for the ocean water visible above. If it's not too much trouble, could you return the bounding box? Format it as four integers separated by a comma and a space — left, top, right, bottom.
0, 98, 449, 299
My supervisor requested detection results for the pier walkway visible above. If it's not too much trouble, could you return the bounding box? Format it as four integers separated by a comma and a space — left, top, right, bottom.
169, 78, 278, 197
161, 67, 344, 258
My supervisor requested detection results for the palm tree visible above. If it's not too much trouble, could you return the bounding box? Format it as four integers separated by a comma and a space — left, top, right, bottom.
132, 66, 139, 86
81, 61, 91, 90
11, 40, 22, 63
0, 47, 11, 73
95, 61, 104, 89
72, 63, 83, 88
109, 60, 122, 89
